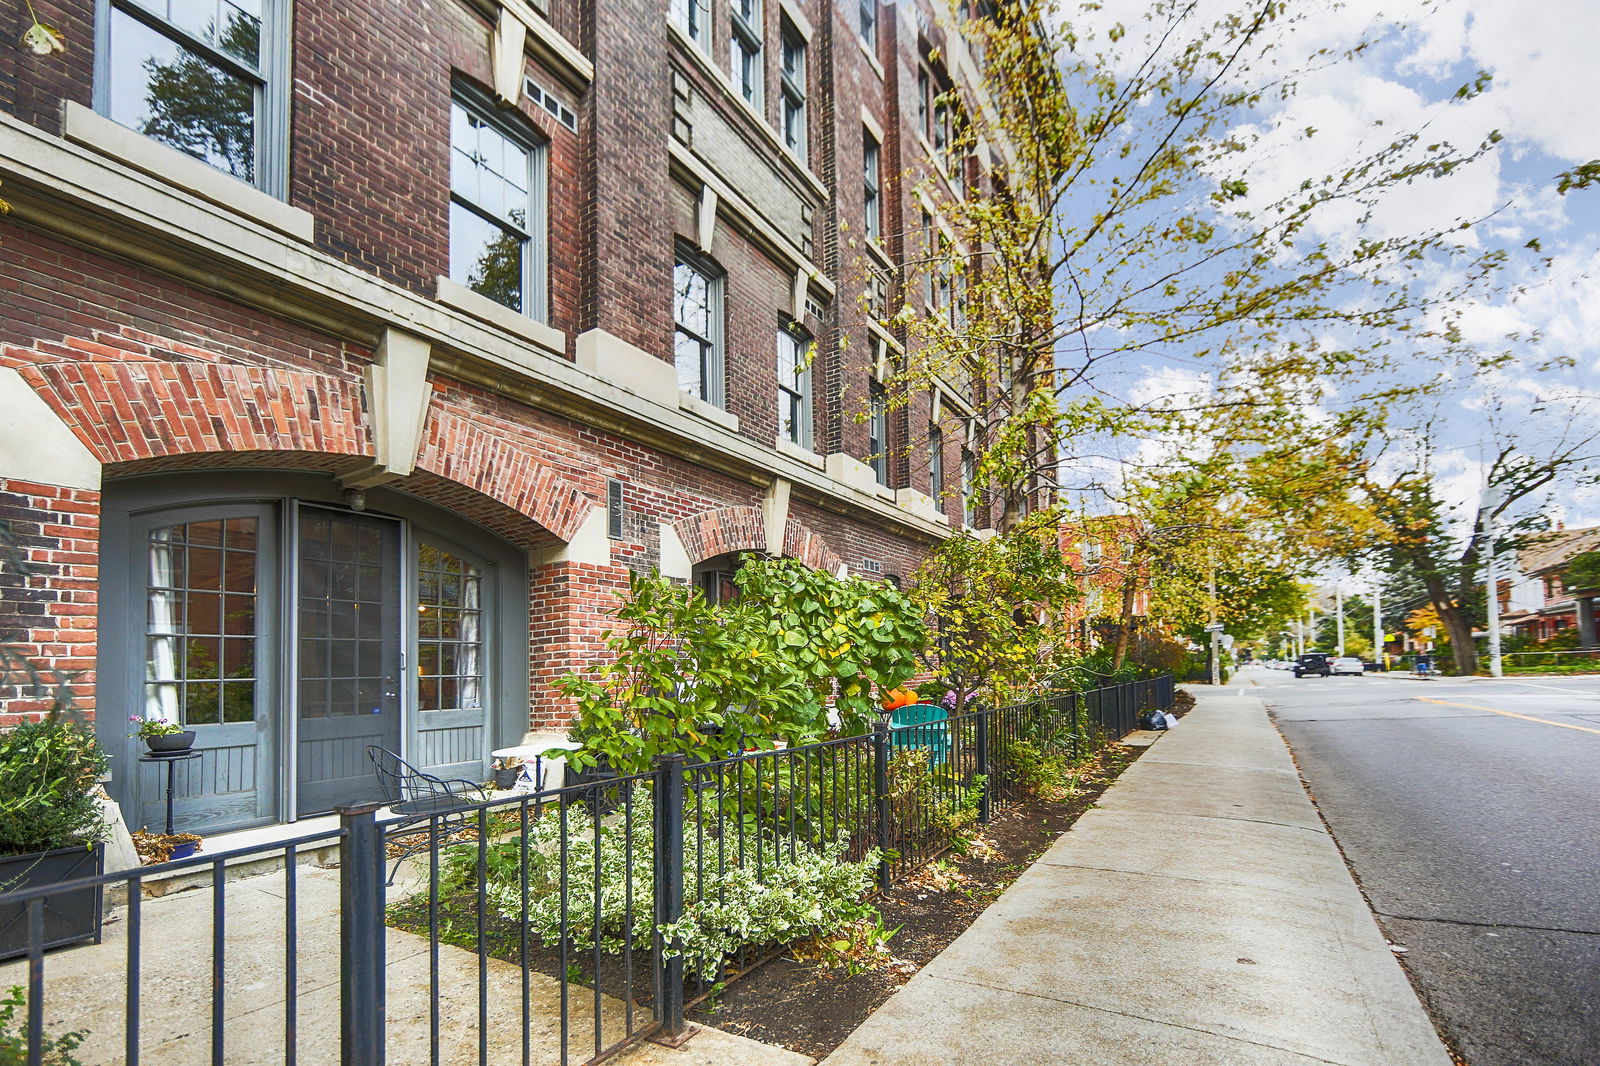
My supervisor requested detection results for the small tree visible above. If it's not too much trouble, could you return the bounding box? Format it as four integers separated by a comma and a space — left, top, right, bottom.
557, 560, 926, 773
909, 511, 1078, 709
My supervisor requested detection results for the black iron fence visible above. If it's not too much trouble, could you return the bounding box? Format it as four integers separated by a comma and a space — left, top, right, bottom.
0, 676, 1174, 1066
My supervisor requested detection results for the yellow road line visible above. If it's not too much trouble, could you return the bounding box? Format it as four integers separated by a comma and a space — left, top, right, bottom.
1417, 696, 1600, 737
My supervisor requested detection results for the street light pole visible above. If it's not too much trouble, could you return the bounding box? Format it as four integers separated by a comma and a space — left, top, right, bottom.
1335, 583, 1345, 657
1484, 485, 1504, 678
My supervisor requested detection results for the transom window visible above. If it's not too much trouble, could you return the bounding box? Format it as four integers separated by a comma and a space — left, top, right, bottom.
778, 324, 812, 449
780, 22, 807, 161
100, 0, 287, 194
145, 518, 259, 726
450, 89, 547, 320
731, 0, 763, 110
674, 248, 725, 406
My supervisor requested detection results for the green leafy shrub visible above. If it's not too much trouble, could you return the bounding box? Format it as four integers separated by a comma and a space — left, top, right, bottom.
448, 790, 881, 982
0, 718, 109, 856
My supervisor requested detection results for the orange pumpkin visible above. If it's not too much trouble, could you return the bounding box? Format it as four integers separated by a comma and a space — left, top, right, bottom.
880, 686, 918, 711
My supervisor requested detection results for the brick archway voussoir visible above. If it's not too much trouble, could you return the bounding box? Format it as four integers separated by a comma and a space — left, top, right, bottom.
414, 410, 593, 543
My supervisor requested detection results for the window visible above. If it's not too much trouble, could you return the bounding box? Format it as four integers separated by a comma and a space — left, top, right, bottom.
961, 446, 976, 526
780, 22, 807, 161
921, 211, 936, 308
928, 426, 944, 502
863, 131, 881, 239
145, 517, 259, 726
100, 0, 288, 194
867, 272, 888, 321
731, 0, 763, 109
450, 89, 547, 320
671, 0, 711, 47
674, 247, 724, 406
917, 68, 931, 139
695, 554, 742, 605
868, 381, 888, 485
415, 544, 484, 713
858, 0, 876, 49
778, 325, 812, 448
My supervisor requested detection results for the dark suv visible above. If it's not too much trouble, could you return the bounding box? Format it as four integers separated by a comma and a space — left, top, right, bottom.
1294, 653, 1331, 678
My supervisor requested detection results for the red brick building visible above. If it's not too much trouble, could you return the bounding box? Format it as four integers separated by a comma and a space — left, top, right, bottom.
1059, 516, 1150, 648
0, 0, 1013, 833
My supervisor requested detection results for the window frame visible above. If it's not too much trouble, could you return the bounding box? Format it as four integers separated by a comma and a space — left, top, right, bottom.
863, 129, 881, 240
674, 243, 726, 408
94, 0, 292, 197
672, 0, 712, 48
448, 82, 550, 322
868, 380, 889, 485
731, 0, 764, 110
777, 322, 813, 450
779, 19, 807, 162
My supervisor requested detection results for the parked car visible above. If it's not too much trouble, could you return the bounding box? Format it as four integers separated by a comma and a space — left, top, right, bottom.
1294, 653, 1331, 678
1330, 656, 1365, 676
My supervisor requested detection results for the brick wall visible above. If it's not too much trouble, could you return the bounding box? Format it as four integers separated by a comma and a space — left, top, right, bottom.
0, 480, 99, 725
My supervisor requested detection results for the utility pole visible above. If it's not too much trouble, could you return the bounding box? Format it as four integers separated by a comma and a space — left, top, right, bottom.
1484, 485, 1504, 677
1335, 584, 1345, 657
1372, 579, 1383, 669
1208, 546, 1221, 686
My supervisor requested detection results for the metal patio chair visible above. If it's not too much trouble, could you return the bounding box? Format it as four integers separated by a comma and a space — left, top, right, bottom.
366, 746, 487, 884
889, 703, 951, 764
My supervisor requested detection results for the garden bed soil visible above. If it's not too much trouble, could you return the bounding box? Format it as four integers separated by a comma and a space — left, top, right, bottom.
685, 743, 1141, 1059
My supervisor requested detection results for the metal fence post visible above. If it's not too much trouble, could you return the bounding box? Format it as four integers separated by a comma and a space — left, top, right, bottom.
974, 706, 991, 825
338, 803, 386, 1066
653, 753, 687, 1041
872, 721, 892, 892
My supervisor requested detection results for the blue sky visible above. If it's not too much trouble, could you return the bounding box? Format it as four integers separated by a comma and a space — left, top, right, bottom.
1066, 0, 1600, 530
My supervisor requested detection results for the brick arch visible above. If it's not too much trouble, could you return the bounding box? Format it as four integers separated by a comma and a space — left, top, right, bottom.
413, 410, 593, 544
17, 360, 371, 464
673, 506, 767, 565
671, 506, 845, 575
16, 358, 592, 549
783, 518, 845, 576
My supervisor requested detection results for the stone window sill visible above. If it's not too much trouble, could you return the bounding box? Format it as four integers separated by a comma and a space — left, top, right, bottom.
435, 277, 567, 356
62, 101, 314, 243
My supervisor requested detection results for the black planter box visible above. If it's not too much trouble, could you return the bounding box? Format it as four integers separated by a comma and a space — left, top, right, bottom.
0, 844, 105, 962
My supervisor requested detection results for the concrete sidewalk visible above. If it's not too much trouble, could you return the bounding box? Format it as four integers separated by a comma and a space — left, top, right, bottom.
821, 690, 1453, 1066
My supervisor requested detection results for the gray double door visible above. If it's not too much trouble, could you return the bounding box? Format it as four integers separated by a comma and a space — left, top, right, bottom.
123, 500, 490, 832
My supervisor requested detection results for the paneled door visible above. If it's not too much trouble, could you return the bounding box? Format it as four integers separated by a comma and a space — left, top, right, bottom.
294, 508, 402, 814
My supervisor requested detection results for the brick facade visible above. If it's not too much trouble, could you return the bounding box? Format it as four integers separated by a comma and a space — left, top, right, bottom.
0, 0, 994, 831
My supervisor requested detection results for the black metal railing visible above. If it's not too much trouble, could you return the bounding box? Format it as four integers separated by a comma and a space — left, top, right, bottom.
0, 675, 1174, 1066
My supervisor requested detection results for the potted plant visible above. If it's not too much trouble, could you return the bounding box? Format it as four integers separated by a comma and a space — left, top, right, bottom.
0, 715, 111, 962
128, 713, 195, 753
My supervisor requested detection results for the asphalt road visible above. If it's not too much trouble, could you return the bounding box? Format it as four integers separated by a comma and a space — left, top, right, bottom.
1247, 665, 1600, 1066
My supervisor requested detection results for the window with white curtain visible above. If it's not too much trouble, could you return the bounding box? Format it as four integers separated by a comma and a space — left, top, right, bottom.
416, 543, 484, 712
